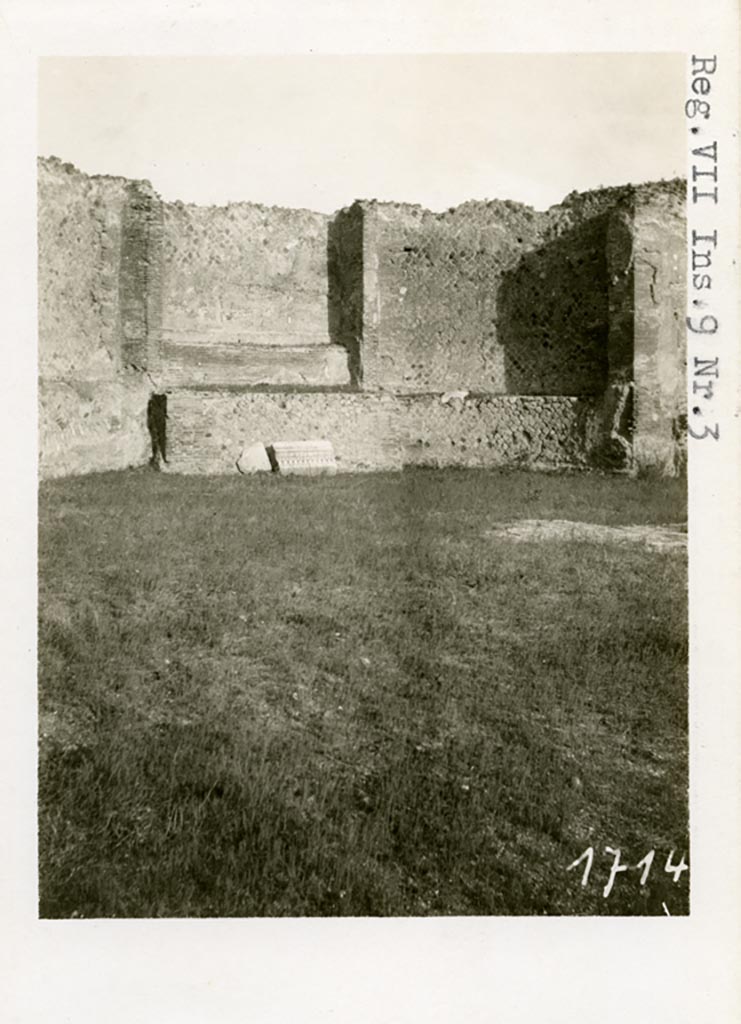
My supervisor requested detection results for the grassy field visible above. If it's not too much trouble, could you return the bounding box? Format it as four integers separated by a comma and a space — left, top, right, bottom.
38, 468, 688, 917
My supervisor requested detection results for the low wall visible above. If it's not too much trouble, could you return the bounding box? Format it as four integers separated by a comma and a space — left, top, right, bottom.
39, 377, 151, 479
164, 390, 599, 474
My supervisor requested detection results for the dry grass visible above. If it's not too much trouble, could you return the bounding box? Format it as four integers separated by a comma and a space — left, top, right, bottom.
38, 467, 688, 917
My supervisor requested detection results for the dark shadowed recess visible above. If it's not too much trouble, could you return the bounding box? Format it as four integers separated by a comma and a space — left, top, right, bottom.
147, 394, 167, 466
499, 216, 611, 396
327, 205, 363, 387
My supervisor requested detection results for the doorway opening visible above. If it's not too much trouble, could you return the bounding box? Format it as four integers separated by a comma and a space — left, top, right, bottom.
147, 394, 168, 467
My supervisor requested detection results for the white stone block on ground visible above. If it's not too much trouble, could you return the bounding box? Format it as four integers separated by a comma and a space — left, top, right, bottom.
270, 439, 337, 475
236, 442, 272, 474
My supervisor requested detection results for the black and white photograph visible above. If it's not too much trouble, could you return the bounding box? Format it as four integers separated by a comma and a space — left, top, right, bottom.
1, 3, 739, 1020
37, 53, 690, 918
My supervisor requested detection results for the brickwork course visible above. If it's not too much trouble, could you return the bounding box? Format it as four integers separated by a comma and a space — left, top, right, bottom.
37, 156, 686, 479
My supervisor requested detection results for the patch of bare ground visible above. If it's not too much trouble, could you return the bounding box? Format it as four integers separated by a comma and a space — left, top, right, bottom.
484, 520, 687, 551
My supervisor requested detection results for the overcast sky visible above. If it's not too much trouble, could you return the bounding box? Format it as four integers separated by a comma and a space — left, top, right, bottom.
38, 54, 684, 212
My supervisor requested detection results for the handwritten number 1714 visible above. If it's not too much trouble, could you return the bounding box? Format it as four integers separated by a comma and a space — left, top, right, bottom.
567, 847, 688, 898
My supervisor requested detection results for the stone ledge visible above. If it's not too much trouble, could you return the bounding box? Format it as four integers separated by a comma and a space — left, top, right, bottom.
155, 343, 352, 389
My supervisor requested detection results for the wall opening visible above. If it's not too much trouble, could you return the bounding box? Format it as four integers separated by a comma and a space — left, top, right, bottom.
147, 393, 168, 467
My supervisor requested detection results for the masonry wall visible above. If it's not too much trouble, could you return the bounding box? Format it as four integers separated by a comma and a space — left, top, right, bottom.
631, 189, 687, 474
155, 201, 351, 388
39, 378, 153, 479
39, 157, 127, 381
360, 200, 546, 393
37, 157, 686, 480
600, 183, 687, 472
165, 390, 599, 474
359, 188, 642, 397
37, 158, 151, 478
497, 208, 611, 395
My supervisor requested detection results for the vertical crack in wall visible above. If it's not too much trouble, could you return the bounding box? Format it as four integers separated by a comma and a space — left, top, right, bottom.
636, 254, 661, 306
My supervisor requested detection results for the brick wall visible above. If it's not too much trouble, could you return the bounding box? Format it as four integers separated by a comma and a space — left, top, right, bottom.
119, 181, 164, 370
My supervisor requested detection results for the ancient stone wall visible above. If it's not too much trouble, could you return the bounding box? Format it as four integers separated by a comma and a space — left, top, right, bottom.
119, 180, 164, 371
497, 207, 611, 396
37, 156, 686, 479
630, 188, 687, 474
165, 390, 599, 474
38, 157, 127, 381
600, 182, 686, 472
37, 158, 151, 477
360, 200, 546, 393
39, 379, 152, 479
359, 187, 645, 397
155, 200, 351, 388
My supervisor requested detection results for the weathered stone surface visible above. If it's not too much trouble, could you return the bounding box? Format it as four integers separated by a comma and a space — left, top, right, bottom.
119, 180, 164, 371
357, 190, 642, 396
165, 390, 598, 475
328, 205, 363, 385
159, 201, 331, 339
37, 159, 154, 477
441, 389, 470, 409
38, 376, 151, 479
270, 439, 338, 475
630, 191, 686, 476
236, 443, 272, 474
156, 343, 351, 389
37, 156, 686, 480
38, 158, 130, 382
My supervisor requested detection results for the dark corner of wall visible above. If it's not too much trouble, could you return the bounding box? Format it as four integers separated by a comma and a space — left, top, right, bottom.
327, 204, 364, 388
497, 216, 612, 397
